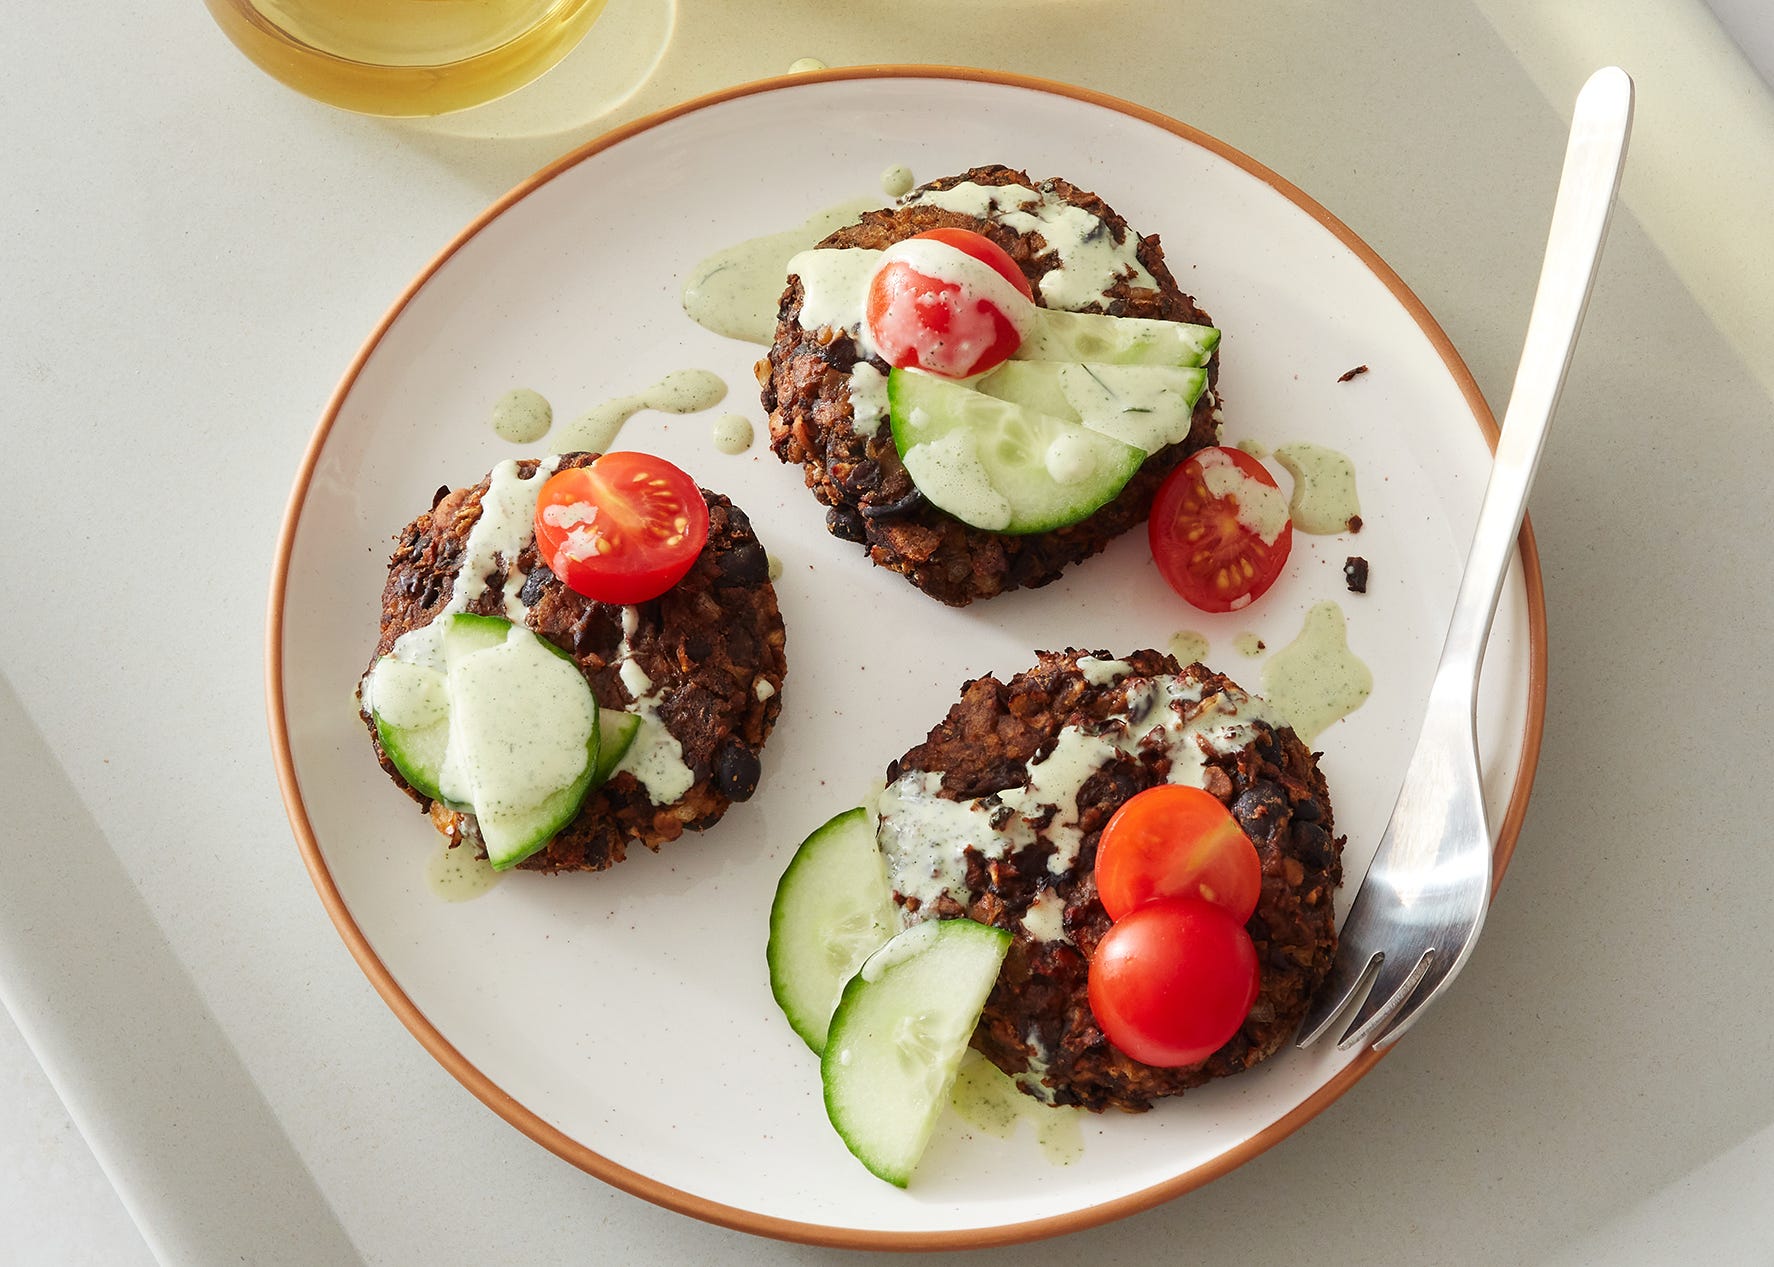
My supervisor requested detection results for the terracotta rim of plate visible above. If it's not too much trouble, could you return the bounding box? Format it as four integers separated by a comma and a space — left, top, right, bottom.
264, 65, 1548, 1251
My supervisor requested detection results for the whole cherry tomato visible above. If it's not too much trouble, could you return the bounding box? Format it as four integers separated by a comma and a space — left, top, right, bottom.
1087, 896, 1260, 1067
1095, 784, 1261, 923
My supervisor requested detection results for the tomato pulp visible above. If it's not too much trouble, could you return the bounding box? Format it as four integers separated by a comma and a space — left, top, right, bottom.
532, 453, 710, 605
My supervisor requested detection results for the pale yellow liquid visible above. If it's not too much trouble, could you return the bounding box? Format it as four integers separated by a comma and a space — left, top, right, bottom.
204, 0, 610, 116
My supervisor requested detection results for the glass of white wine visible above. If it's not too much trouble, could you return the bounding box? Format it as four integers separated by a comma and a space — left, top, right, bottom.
204, 0, 611, 117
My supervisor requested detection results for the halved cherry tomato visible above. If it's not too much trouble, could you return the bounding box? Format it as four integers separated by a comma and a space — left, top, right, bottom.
1149, 446, 1293, 613
1087, 896, 1260, 1067
1095, 784, 1261, 924
864, 228, 1034, 379
531, 453, 709, 605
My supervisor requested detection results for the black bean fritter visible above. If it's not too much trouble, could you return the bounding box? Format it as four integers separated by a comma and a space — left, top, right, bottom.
763, 165, 1221, 607
363, 453, 787, 873
882, 649, 1341, 1113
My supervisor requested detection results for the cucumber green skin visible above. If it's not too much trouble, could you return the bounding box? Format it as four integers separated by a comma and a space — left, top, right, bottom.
767, 807, 897, 1053
373, 704, 451, 807
820, 919, 1011, 1187
593, 708, 641, 786
888, 369, 1145, 535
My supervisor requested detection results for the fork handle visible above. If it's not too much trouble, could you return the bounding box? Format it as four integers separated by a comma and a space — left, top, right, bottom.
1435, 67, 1634, 699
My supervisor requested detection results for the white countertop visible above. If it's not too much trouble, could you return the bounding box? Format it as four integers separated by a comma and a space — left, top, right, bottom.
4, 0, 1772, 1262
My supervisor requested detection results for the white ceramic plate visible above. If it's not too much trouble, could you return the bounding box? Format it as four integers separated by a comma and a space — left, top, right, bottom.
269, 70, 1545, 1248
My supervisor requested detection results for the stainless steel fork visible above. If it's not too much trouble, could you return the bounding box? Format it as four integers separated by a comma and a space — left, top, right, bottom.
1295, 66, 1634, 1053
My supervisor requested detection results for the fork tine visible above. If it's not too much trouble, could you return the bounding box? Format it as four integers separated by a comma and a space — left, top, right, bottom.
1367, 951, 1462, 1050
1295, 873, 1401, 1048
1367, 895, 1489, 1049
1334, 946, 1436, 1051
1294, 941, 1383, 1048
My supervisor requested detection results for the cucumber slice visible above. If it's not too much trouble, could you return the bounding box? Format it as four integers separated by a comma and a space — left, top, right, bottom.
367, 657, 453, 802
976, 361, 1208, 454
369, 614, 603, 867
1019, 308, 1220, 367
443, 617, 601, 870
889, 368, 1145, 534
592, 708, 641, 786
767, 807, 898, 1052
821, 919, 1011, 1187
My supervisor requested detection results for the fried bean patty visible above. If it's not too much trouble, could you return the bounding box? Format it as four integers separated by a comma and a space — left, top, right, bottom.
363, 453, 787, 873
880, 649, 1341, 1112
763, 165, 1221, 607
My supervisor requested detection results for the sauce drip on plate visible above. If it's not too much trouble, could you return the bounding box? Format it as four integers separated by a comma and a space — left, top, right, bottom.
554, 370, 727, 454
